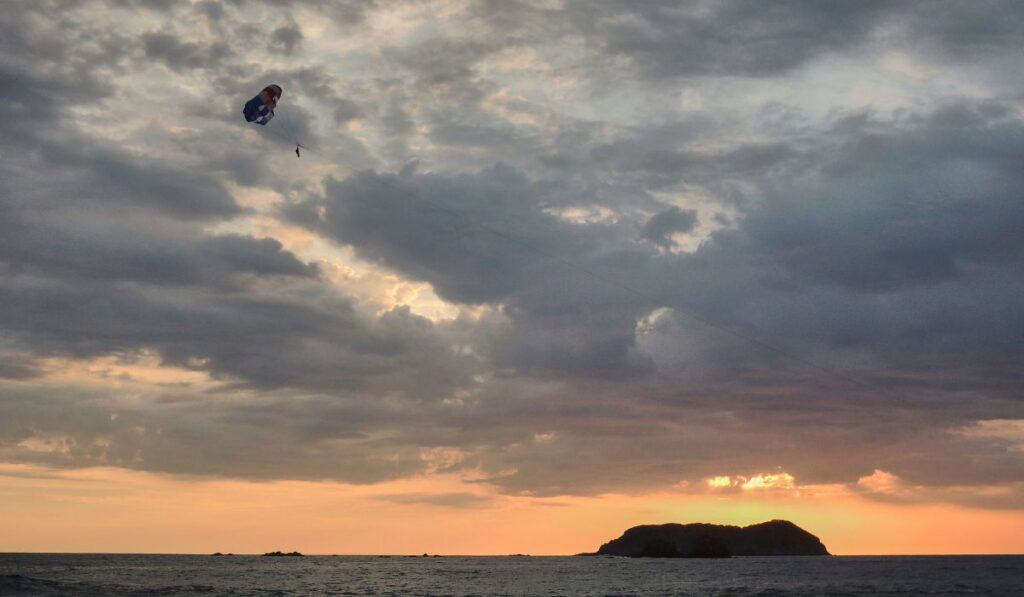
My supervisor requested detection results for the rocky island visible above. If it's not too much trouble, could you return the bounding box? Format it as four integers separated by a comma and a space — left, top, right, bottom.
261, 551, 304, 557
585, 520, 828, 558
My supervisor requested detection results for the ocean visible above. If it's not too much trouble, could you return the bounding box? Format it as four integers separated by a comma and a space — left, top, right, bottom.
2, 553, 1023, 596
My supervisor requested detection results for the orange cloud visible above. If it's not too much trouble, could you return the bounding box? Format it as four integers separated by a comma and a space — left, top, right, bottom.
700, 472, 797, 493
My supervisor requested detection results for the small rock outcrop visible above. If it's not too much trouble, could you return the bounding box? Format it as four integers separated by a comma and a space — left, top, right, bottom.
262, 551, 304, 557
589, 520, 828, 558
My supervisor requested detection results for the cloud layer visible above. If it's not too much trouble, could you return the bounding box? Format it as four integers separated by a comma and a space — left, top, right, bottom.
2, 0, 1023, 507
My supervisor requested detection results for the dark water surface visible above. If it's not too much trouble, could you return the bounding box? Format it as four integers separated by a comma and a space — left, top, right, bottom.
2, 553, 1022, 596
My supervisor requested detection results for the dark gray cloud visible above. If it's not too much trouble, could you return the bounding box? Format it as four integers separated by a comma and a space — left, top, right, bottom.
0, 355, 42, 381
0, 218, 316, 288
276, 94, 1024, 496
642, 207, 698, 248
30, 137, 242, 219
113, 0, 186, 11
736, 103, 1024, 292
562, 0, 892, 79
0, 271, 477, 398
0, 381, 435, 483
291, 165, 664, 378
896, 1, 1024, 62
272, 24, 303, 55
469, 0, 1024, 83
196, 0, 224, 21
142, 31, 231, 72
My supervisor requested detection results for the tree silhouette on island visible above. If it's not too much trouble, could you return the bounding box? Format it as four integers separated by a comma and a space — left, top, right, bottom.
583, 520, 829, 558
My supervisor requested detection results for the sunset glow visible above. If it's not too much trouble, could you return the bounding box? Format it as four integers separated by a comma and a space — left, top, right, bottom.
4, 463, 1024, 555
3, 0, 1024, 557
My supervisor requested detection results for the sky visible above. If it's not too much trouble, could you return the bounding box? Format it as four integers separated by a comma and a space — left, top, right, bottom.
2, 0, 1024, 555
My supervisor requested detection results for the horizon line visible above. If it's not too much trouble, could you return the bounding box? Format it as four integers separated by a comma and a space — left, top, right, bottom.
5, 551, 1024, 557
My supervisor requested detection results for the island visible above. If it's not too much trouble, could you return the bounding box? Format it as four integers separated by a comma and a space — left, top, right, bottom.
261, 551, 304, 557
584, 520, 829, 558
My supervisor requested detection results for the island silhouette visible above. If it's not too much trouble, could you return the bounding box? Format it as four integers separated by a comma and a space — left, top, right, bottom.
583, 520, 829, 558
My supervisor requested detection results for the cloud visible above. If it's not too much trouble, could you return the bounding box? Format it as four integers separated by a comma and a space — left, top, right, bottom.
1, 0, 1023, 509
895, 1, 1024, 62
272, 24, 303, 55
959, 420, 1024, 451
642, 207, 698, 248
374, 492, 494, 508
0, 355, 42, 381
472, 1, 1024, 82
857, 470, 908, 497
561, 0, 892, 79
698, 472, 798, 494
854, 469, 1024, 510
292, 165, 661, 378
142, 31, 231, 72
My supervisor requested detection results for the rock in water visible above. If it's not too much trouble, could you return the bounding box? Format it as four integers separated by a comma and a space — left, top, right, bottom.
638, 538, 683, 558
591, 520, 828, 557
690, 535, 732, 558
